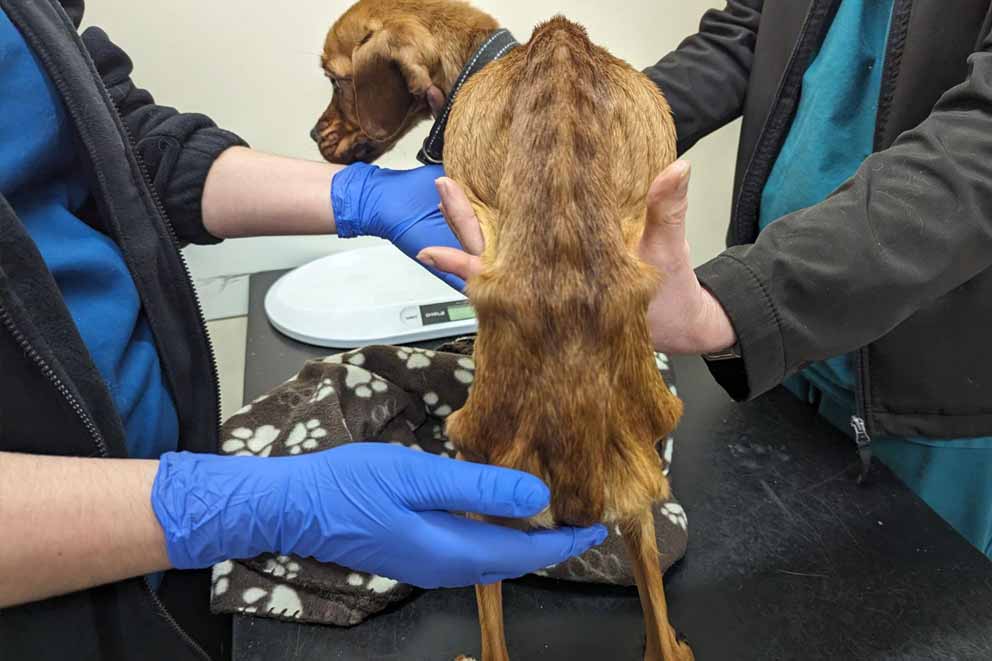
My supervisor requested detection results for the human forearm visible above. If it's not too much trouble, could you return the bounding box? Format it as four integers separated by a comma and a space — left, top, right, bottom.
697, 43, 992, 400
0, 452, 168, 608
82, 26, 248, 246
202, 147, 344, 239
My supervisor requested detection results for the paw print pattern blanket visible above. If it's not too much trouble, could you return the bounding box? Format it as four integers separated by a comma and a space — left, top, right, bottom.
209, 340, 688, 626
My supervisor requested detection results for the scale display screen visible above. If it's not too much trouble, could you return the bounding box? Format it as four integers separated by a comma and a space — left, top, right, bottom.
420, 300, 476, 325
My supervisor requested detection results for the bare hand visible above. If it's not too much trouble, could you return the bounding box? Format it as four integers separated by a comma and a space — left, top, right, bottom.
417, 161, 737, 356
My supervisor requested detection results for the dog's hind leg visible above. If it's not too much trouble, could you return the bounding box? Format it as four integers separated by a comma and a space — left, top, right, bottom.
621, 510, 694, 661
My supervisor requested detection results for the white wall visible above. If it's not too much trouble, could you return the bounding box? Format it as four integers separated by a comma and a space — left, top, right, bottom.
82, 1, 740, 319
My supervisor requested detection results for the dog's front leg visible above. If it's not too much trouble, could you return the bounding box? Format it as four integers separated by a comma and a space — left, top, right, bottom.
620, 510, 694, 661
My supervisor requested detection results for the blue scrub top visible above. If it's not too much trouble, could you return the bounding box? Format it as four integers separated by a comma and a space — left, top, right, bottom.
758, 0, 992, 556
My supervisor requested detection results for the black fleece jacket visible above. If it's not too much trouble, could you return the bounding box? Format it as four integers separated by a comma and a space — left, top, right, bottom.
646, 0, 992, 440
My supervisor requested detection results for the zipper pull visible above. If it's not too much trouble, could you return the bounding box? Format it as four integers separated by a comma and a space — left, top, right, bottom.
850, 416, 873, 485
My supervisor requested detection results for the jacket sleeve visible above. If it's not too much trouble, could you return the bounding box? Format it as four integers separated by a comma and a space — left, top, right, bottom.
695, 38, 992, 401
80, 27, 249, 245
642, 0, 763, 155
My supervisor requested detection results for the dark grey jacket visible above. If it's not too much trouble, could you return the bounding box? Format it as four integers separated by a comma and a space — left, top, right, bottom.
646, 0, 992, 440
0, 1, 243, 659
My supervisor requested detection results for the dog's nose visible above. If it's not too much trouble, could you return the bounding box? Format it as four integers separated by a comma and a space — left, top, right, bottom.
310, 126, 321, 143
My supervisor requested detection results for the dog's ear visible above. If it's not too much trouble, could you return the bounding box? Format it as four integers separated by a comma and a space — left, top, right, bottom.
352, 28, 427, 142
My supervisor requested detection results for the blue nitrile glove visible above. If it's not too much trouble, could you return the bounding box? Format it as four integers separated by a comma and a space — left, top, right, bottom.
151, 443, 607, 588
332, 163, 466, 291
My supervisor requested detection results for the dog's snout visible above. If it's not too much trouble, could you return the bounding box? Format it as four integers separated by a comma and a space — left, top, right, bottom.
310, 126, 321, 144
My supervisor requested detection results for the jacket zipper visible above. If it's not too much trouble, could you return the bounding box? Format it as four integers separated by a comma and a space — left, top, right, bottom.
849, 0, 914, 466
850, 411, 873, 485
101, 92, 219, 661
0, 303, 110, 459
103, 91, 224, 435
731, 0, 827, 243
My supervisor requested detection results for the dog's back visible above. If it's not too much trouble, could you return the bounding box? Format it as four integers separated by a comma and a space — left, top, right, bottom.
444, 17, 682, 528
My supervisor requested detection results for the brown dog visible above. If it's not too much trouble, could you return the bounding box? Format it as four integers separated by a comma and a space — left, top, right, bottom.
319, 4, 692, 661
315, 0, 499, 163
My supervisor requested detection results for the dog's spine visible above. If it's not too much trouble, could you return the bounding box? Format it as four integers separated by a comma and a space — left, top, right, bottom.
496, 17, 620, 279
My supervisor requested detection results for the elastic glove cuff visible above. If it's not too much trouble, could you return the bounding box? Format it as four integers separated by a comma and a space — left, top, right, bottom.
151, 452, 208, 570
331, 162, 379, 238
151, 451, 278, 570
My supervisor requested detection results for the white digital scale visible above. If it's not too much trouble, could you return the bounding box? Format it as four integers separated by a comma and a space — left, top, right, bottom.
265, 244, 477, 348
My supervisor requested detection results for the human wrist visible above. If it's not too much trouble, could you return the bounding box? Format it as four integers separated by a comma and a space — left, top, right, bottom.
698, 287, 738, 355
330, 162, 380, 238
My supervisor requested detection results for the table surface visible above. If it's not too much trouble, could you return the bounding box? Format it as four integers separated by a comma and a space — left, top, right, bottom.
235, 270, 992, 661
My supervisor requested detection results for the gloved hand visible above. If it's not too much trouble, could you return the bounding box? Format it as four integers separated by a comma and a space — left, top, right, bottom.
151, 443, 606, 588
331, 163, 466, 290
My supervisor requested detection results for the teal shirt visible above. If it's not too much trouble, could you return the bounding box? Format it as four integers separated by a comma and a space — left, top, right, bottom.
758, 0, 992, 557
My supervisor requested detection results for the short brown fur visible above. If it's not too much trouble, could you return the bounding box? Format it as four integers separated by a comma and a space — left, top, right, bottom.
321, 4, 692, 660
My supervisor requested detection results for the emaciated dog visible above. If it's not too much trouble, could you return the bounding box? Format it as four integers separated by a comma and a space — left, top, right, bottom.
318, 3, 692, 660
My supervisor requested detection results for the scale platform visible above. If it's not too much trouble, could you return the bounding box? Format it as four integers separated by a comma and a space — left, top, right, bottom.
265, 244, 477, 348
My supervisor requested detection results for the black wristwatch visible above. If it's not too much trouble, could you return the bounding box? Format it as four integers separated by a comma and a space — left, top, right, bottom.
702, 342, 742, 363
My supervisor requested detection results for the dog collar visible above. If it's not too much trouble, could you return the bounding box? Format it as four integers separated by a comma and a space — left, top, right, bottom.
417, 28, 519, 165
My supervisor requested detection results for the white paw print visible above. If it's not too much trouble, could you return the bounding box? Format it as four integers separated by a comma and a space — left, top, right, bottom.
212, 560, 234, 597
240, 585, 304, 618
344, 365, 388, 399
311, 378, 336, 402
396, 347, 433, 370
344, 573, 399, 594
285, 419, 327, 454
661, 502, 688, 531
322, 354, 344, 364
232, 391, 272, 416
222, 425, 280, 457
346, 352, 366, 366
454, 357, 476, 385
422, 391, 453, 417
655, 353, 670, 371
263, 555, 301, 580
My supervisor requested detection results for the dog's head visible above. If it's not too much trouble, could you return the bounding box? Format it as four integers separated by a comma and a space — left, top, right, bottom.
313, 0, 499, 164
